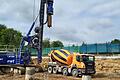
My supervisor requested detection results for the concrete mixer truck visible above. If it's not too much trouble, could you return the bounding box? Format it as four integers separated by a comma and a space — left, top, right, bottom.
48, 49, 96, 77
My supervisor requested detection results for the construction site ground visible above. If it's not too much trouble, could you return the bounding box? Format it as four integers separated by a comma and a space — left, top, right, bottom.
0, 57, 120, 80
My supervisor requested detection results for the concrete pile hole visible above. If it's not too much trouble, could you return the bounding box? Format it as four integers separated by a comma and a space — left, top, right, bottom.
82, 75, 91, 80
25, 67, 35, 80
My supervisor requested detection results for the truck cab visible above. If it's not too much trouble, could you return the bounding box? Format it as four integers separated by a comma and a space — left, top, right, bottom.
71, 54, 96, 76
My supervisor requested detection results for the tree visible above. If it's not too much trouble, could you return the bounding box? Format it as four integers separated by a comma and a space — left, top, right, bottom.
0, 24, 6, 31
43, 38, 50, 48
111, 39, 120, 44
0, 24, 22, 47
51, 40, 64, 47
72, 44, 75, 47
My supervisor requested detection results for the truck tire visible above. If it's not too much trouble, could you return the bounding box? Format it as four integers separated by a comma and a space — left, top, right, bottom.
72, 69, 78, 77
53, 67, 58, 74
62, 68, 69, 76
48, 66, 53, 74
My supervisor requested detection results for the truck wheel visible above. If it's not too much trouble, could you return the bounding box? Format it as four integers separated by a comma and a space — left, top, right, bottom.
72, 69, 78, 77
48, 66, 53, 74
53, 67, 58, 74
62, 68, 68, 76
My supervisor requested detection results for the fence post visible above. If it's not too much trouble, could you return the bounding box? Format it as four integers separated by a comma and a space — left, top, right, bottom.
95, 43, 98, 55
119, 43, 120, 53
86, 44, 87, 54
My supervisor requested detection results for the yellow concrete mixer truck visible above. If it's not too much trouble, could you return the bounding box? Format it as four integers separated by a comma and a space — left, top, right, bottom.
48, 49, 96, 77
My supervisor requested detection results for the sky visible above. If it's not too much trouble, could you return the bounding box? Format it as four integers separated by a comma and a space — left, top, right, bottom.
0, 0, 120, 45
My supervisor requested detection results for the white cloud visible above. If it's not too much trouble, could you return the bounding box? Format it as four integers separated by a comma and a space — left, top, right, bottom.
88, 0, 120, 17
0, 0, 120, 45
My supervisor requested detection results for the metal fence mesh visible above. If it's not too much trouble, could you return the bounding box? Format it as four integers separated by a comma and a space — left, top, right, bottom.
0, 43, 120, 56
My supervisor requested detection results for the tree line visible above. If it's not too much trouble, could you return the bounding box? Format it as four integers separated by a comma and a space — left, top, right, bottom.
1, 24, 120, 48
0, 24, 64, 48
0, 24, 22, 47
43, 38, 64, 48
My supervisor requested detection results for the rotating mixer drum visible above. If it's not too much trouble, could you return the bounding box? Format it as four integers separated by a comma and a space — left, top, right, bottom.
49, 49, 74, 66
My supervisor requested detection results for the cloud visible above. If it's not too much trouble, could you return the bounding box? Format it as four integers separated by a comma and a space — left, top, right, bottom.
89, 0, 120, 16
0, 0, 120, 45
0, 0, 40, 33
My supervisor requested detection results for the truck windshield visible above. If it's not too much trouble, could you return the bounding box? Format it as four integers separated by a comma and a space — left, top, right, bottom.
82, 55, 94, 62
76, 55, 81, 62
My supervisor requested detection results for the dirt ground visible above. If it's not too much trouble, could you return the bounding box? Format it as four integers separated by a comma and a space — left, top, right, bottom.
0, 71, 120, 80
0, 58, 120, 80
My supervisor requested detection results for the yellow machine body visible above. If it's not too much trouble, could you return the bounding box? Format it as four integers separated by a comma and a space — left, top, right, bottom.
49, 49, 90, 69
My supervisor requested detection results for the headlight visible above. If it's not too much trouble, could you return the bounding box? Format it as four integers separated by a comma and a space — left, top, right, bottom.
81, 62, 85, 68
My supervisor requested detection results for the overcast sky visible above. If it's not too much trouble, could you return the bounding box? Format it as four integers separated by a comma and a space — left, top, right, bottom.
0, 0, 120, 45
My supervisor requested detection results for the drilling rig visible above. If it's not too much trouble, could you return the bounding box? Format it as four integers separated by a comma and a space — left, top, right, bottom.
17, 0, 54, 65
0, 0, 54, 73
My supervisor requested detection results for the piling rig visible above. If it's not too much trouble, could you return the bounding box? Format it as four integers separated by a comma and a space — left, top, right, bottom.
17, 0, 54, 65
0, 0, 54, 73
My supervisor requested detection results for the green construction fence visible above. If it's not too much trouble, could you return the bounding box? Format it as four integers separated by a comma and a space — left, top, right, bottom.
31, 46, 81, 56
